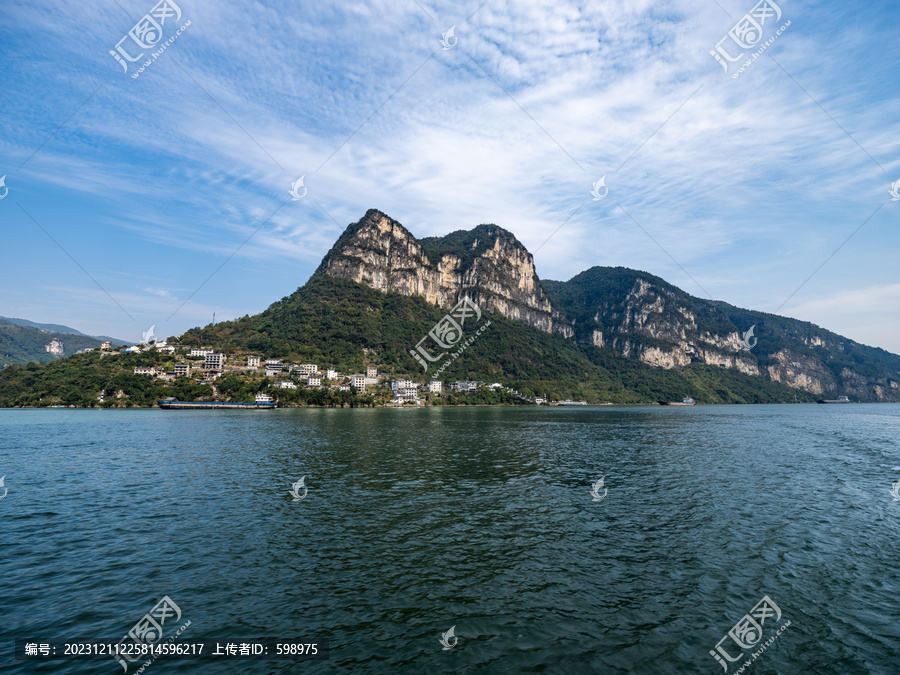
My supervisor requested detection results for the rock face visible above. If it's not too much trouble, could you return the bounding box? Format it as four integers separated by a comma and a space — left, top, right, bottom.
765, 350, 835, 396
45, 339, 64, 356
585, 275, 760, 376
543, 267, 900, 402
315, 210, 900, 402
315, 209, 572, 337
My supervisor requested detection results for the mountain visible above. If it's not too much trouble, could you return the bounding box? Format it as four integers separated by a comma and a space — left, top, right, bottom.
177, 274, 816, 404
1, 274, 819, 407
315, 209, 571, 336
176, 208, 896, 403
0, 319, 104, 367
542, 267, 900, 401
307, 209, 899, 401
0, 316, 128, 346
2, 209, 897, 404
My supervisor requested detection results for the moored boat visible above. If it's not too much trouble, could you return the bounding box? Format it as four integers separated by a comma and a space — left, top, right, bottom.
658, 397, 695, 406
817, 396, 850, 404
157, 393, 277, 410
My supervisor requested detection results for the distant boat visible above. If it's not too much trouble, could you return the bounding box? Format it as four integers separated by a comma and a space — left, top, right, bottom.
817, 396, 850, 404
658, 397, 695, 406
556, 400, 588, 406
157, 393, 277, 410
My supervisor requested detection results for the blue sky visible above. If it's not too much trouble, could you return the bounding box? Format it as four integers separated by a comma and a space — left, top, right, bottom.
1, 0, 898, 352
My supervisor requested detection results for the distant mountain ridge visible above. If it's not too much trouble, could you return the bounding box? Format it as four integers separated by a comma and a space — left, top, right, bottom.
0, 319, 102, 367
0, 316, 127, 345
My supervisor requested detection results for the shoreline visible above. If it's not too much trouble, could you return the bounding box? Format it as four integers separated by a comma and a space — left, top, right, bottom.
1, 400, 879, 410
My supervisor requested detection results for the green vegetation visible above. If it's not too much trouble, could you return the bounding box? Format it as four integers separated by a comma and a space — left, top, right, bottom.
0, 350, 210, 407
713, 302, 900, 385
419, 225, 524, 273
544, 266, 735, 344
172, 275, 817, 405
0, 348, 379, 408
544, 266, 900, 397
0, 271, 852, 408
0, 319, 102, 368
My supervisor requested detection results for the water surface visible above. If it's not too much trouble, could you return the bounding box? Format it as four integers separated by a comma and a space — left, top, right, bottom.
3, 404, 900, 673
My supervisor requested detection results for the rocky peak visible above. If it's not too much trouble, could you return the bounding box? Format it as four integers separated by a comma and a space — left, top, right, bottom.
315, 210, 572, 336
311, 211, 900, 402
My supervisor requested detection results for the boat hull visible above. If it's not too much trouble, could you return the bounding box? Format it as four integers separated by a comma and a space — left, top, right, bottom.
157, 401, 276, 410
658, 401, 695, 406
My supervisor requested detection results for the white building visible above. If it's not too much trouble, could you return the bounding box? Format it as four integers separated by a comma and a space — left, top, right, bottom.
134, 367, 155, 376
247, 356, 261, 368
351, 374, 366, 390
307, 376, 322, 387
100, 340, 112, 350
265, 360, 284, 377
429, 380, 442, 393
190, 348, 212, 358
174, 363, 190, 376
534, 397, 546, 404
366, 366, 378, 378
204, 353, 225, 370
326, 369, 338, 380
338, 385, 351, 392
364, 377, 379, 386
452, 381, 479, 392
391, 378, 413, 392
276, 381, 297, 390
297, 364, 318, 376
396, 386, 419, 401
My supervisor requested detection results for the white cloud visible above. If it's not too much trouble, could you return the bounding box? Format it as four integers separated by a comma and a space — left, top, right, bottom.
3, 0, 899, 348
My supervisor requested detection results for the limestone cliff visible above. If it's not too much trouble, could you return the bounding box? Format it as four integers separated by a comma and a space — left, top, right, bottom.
543, 267, 900, 402
315, 209, 572, 337
312, 210, 900, 402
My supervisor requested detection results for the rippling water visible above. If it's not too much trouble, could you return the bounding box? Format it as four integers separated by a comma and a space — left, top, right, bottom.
3, 404, 900, 674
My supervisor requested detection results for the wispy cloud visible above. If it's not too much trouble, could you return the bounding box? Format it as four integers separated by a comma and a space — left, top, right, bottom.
2, 0, 898, 350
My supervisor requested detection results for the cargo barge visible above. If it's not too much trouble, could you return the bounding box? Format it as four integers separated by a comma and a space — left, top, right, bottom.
817, 396, 850, 404
157, 393, 277, 410
658, 397, 695, 406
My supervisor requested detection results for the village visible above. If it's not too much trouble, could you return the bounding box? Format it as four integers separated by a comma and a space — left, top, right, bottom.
93, 339, 546, 406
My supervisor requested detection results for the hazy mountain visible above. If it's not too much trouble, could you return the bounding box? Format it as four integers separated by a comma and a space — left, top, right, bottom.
0, 317, 128, 346
0, 319, 104, 367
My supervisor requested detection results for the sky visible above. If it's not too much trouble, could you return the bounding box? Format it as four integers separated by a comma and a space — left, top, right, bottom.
1, 0, 898, 353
